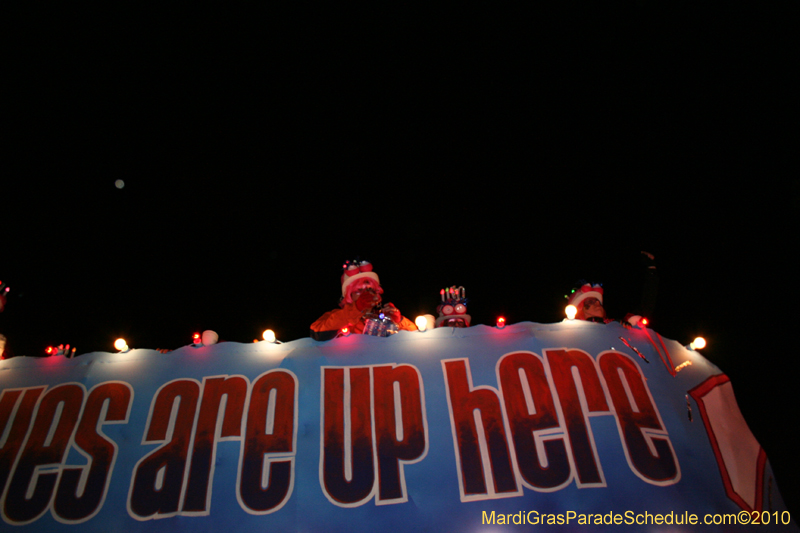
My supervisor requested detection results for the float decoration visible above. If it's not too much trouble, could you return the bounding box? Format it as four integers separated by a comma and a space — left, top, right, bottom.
0, 322, 795, 532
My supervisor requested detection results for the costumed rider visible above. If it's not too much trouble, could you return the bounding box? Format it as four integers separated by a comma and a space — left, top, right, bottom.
435, 286, 471, 328
567, 282, 642, 325
567, 282, 613, 323
566, 252, 658, 326
310, 260, 417, 340
566, 281, 650, 326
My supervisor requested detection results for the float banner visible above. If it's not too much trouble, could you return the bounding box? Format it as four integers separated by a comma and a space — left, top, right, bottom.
0, 322, 794, 532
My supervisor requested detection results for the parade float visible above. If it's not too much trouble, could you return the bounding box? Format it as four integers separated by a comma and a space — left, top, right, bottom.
0, 319, 795, 532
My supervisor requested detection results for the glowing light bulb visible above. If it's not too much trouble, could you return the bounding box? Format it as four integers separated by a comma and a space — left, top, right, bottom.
192, 333, 202, 345
201, 330, 218, 345
45, 346, 54, 355
689, 337, 706, 350
340, 327, 350, 337
496, 317, 506, 329
415, 315, 428, 332
641, 317, 649, 326
114, 338, 128, 352
262, 329, 276, 343
565, 305, 577, 320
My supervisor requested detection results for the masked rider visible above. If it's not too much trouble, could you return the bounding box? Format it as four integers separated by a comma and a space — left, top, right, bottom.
310, 260, 417, 340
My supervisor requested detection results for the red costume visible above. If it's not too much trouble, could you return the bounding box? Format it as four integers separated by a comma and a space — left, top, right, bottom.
311, 303, 417, 337
310, 260, 417, 340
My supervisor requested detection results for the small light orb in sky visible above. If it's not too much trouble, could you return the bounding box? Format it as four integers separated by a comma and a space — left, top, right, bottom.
115, 179, 125, 189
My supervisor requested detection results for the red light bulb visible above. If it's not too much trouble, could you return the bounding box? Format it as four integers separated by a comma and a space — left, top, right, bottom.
496, 317, 506, 329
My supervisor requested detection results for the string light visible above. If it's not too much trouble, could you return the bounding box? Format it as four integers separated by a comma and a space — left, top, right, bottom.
565, 305, 577, 320
45, 344, 75, 357
192, 333, 202, 346
262, 329, 277, 343
201, 330, 219, 346
340, 327, 350, 337
114, 338, 129, 352
496, 317, 506, 329
415, 316, 428, 332
688, 337, 706, 350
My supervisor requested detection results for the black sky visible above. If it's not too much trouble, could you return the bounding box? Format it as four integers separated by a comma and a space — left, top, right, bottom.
4, 3, 800, 515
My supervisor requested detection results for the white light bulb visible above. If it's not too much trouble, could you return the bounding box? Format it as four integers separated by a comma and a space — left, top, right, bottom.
114, 338, 128, 351
201, 330, 219, 345
565, 305, 577, 320
690, 337, 706, 350
415, 315, 428, 332
262, 329, 276, 343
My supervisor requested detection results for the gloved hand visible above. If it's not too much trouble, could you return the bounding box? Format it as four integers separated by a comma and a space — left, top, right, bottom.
381, 303, 402, 324
623, 314, 643, 327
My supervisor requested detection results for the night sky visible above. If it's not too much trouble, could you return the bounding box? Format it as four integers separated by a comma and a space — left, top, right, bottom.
4, 4, 799, 515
